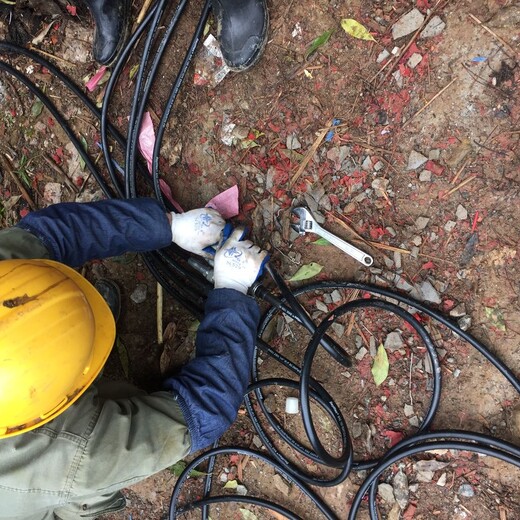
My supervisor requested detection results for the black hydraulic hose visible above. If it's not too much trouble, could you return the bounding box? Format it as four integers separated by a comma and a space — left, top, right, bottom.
265, 264, 352, 368
0, 60, 114, 198
350, 433, 520, 520
125, 0, 188, 199
152, 0, 212, 208
168, 447, 339, 520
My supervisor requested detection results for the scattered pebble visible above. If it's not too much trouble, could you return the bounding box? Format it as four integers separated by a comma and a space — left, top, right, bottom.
393, 8, 425, 40
362, 156, 373, 170
458, 483, 475, 498
273, 474, 290, 495
130, 284, 148, 304
377, 49, 390, 63
407, 150, 428, 170
286, 134, 301, 150
453, 368, 461, 378
450, 303, 466, 317
404, 404, 414, 417
392, 69, 403, 88
332, 322, 345, 337
351, 422, 363, 438
316, 300, 328, 313
385, 331, 404, 351
393, 468, 410, 510
378, 483, 396, 504
444, 220, 457, 232
456, 204, 468, 220
412, 235, 423, 246
386, 226, 397, 237
394, 251, 402, 270
355, 347, 368, 361
419, 170, 432, 182
458, 316, 472, 331
331, 289, 342, 303
372, 177, 389, 197
374, 160, 384, 171
409, 416, 420, 427
429, 149, 441, 160
236, 484, 248, 496
407, 53, 422, 69
415, 216, 430, 230
437, 472, 447, 486
419, 280, 442, 304
420, 15, 446, 39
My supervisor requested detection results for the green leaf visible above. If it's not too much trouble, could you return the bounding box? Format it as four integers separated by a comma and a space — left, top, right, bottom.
79, 135, 88, 170
305, 29, 334, 59
169, 460, 206, 478
240, 509, 259, 520
289, 262, 323, 281
341, 19, 376, 41
312, 238, 331, 246
371, 344, 389, 386
31, 99, 44, 118
224, 479, 238, 489
115, 336, 130, 379
129, 63, 139, 81
484, 307, 506, 332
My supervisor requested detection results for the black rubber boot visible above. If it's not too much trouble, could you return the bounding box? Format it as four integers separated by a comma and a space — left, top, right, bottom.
211, 0, 269, 71
82, 0, 130, 65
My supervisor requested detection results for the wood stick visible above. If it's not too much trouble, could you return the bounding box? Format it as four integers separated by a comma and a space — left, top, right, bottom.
444, 174, 477, 197
135, 0, 154, 26
157, 282, 163, 345
0, 155, 37, 210
289, 119, 332, 188
28, 45, 75, 66
402, 77, 457, 128
450, 156, 471, 185
43, 154, 79, 193
468, 13, 517, 56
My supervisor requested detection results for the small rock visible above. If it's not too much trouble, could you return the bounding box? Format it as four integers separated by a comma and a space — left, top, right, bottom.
386, 226, 397, 237
378, 483, 396, 504
444, 220, 457, 232
415, 216, 430, 230
219, 472, 228, 483
437, 472, 447, 486
377, 49, 390, 63
456, 204, 468, 220
355, 347, 368, 361
409, 416, 420, 427
316, 300, 328, 313
351, 422, 363, 438
404, 404, 414, 417
374, 160, 384, 172
395, 274, 414, 292
458, 316, 472, 331
393, 9, 425, 40
236, 484, 248, 496
232, 125, 249, 140
458, 483, 475, 498
43, 182, 62, 205
393, 468, 409, 510
362, 156, 373, 171
419, 280, 441, 304
369, 336, 377, 357
392, 69, 403, 88
407, 53, 422, 69
332, 322, 345, 337
394, 251, 402, 270
429, 149, 441, 160
450, 303, 466, 318
412, 235, 423, 246
252, 435, 263, 448
385, 331, 404, 351
331, 290, 342, 303
407, 150, 428, 170
130, 284, 148, 304
286, 134, 301, 150
420, 15, 446, 39
419, 170, 432, 182
372, 178, 389, 197
273, 474, 290, 495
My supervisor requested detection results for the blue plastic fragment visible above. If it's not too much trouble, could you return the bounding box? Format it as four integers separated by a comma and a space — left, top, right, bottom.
471, 56, 487, 62
325, 118, 342, 142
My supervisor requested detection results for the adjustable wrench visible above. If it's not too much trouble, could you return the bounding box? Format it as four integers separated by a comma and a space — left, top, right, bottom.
291, 207, 374, 267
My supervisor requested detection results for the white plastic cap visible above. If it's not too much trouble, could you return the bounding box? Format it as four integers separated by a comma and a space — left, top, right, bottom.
285, 397, 299, 414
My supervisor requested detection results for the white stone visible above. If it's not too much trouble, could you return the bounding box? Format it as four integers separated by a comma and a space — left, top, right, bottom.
407, 53, 423, 69
385, 331, 404, 351
420, 16, 446, 39
444, 220, 457, 232
415, 216, 430, 230
456, 204, 468, 220
378, 483, 396, 503
407, 150, 428, 170
286, 134, 301, 150
419, 170, 432, 182
377, 49, 390, 63
392, 9, 425, 40
419, 280, 441, 304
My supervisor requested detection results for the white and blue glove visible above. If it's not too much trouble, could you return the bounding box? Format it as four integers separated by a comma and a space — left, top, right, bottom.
214, 227, 269, 294
170, 208, 225, 258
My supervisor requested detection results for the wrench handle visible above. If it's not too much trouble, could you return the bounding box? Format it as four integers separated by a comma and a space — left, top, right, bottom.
315, 226, 373, 266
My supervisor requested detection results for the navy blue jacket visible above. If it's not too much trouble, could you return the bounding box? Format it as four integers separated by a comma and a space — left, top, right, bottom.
16, 198, 260, 452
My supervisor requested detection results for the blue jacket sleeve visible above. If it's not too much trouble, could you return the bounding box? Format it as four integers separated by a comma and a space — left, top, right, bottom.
163, 288, 260, 452
16, 198, 172, 266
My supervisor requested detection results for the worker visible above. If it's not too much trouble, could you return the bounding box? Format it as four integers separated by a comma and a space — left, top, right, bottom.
0, 197, 268, 520
84, 0, 269, 69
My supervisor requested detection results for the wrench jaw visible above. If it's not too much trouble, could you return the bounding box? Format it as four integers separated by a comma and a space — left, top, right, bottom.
290, 207, 315, 235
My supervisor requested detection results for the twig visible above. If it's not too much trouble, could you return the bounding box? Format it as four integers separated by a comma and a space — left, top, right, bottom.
135, 0, 154, 27
28, 45, 75, 66
468, 13, 517, 56
157, 282, 163, 345
367, 241, 410, 254
289, 119, 332, 188
409, 352, 414, 407
43, 154, 79, 193
402, 77, 457, 128
0, 154, 37, 210
450, 157, 470, 185
346, 289, 361, 337
444, 174, 477, 197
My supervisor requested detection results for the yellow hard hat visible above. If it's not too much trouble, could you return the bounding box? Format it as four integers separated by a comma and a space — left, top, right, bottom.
0, 259, 116, 438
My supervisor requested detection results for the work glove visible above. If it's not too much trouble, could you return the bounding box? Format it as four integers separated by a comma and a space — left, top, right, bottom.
214, 227, 269, 294
170, 208, 225, 257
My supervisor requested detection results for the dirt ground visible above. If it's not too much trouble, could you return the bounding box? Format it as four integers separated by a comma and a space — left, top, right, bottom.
1, 0, 519, 519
